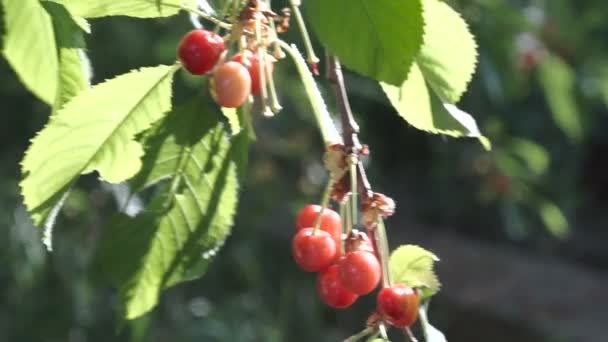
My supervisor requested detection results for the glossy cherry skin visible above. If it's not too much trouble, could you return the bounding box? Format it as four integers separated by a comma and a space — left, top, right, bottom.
317, 265, 359, 308
211, 61, 251, 108
232, 53, 274, 95
177, 29, 225, 75
295, 204, 342, 246
377, 284, 419, 328
338, 251, 381, 295
292, 228, 337, 272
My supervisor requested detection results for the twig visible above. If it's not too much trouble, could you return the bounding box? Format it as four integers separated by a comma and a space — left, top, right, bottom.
325, 54, 373, 201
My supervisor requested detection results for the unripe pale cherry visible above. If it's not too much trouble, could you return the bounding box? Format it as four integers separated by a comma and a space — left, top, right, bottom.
377, 284, 419, 328
292, 228, 337, 272
232, 52, 274, 95
317, 265, 358, 308
338, 251, 381, 295
177, 29, 225, 75
211, 61, 251, 108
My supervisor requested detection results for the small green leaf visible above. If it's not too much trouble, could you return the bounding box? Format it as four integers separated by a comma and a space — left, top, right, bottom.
49, 0, 196, 18
538, 200, 569, 238
2, 0, 58, 104
389, 245, 440, 299
419, 301, 448, 342
21, 65, 178, 225
381, 64, 490, 149
417, 0, 478, 103
507, 138, 549, 176
98, 98, 244, 319
305, 0, 424, 85
536, 53, 583, 142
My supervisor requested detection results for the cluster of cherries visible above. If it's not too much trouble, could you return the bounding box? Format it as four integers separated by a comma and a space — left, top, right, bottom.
177, 29, 273, 108
292, 205, 420, 329
175, 16, 419, 333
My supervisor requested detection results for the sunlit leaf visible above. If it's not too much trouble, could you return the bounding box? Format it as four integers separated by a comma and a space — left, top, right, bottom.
389, 245, 441, 300
21, 65, 178, 226
2, 0, 58, 104
305, 0, 424, 85
49, 0, 196, 18
99, 98, 246, 319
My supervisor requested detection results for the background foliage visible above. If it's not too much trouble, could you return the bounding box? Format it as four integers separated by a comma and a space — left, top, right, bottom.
1, 0, 607, 341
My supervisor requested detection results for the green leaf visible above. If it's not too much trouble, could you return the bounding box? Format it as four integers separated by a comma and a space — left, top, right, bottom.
280, 42, 341, 145
21, 65, 178, 225
419, 301, 448, 342
536, 53, 583, 142
50, 0, 196, 18
43, 1, 90, 109
417, 0, 478, 103
2, 0, 58, 104
98, 98, 245, 319
305, 0, 424, 85
381, 64, 490, 149
389, 245, 440, 300
538, 200, 569, 238
507, 138, 549, 176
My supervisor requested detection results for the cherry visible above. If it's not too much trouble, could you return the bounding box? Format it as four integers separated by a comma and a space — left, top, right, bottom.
232, 52, 274, 95
177, 29, 225, 75
295, 204, 341, 245
377, 284, 419, 328
211, 61, 251, 108
292, 228, 337, 272
317, 265, 358, 309
338, 251, 381, 295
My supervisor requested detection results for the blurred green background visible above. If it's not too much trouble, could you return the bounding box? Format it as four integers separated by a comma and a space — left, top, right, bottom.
1, 0, 608, 341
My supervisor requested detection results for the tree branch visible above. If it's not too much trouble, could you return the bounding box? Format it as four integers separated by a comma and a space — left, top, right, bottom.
326, 54, 373, 201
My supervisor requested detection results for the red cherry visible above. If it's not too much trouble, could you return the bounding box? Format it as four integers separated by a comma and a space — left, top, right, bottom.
177, 29, 225, 75
232, 53, 274, 95
295, 205, 341, 245
211, 61, 251, 108
317, 265, 358, 308
338, 251, 381, 295
377, 284, 419, 328
292, 228, 337, 272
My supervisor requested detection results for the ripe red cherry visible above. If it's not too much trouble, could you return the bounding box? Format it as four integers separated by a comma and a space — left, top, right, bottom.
377, 284, 419, 328
211, 61, 251, 108
338, 251, 381, 295
317, 265, 358, 308
232, 53, 274, 95
292, 228, 337, 272
177, 29, 225, 75
295, 205, 341, 245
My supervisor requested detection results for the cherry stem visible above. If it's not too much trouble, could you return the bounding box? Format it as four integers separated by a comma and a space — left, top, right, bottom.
289, 0, 320, 67
339, 202, 347, 254
166, 3, 232, 29
349, 155, 358, 226
403, 327, 419, 342
214, 0, 233, 34
379, 323, 389, 340
268, 18, 286, 59
376, 218, 392, 287
265, 55, 283, 113
345, 196, 353, 237
343, 327, 375, 342
254, 17, 273, 117
312, 179, 332, 235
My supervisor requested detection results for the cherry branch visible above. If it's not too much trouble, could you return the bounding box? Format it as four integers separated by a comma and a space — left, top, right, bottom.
325, 54, 373, 201
326, 53, 392, 288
